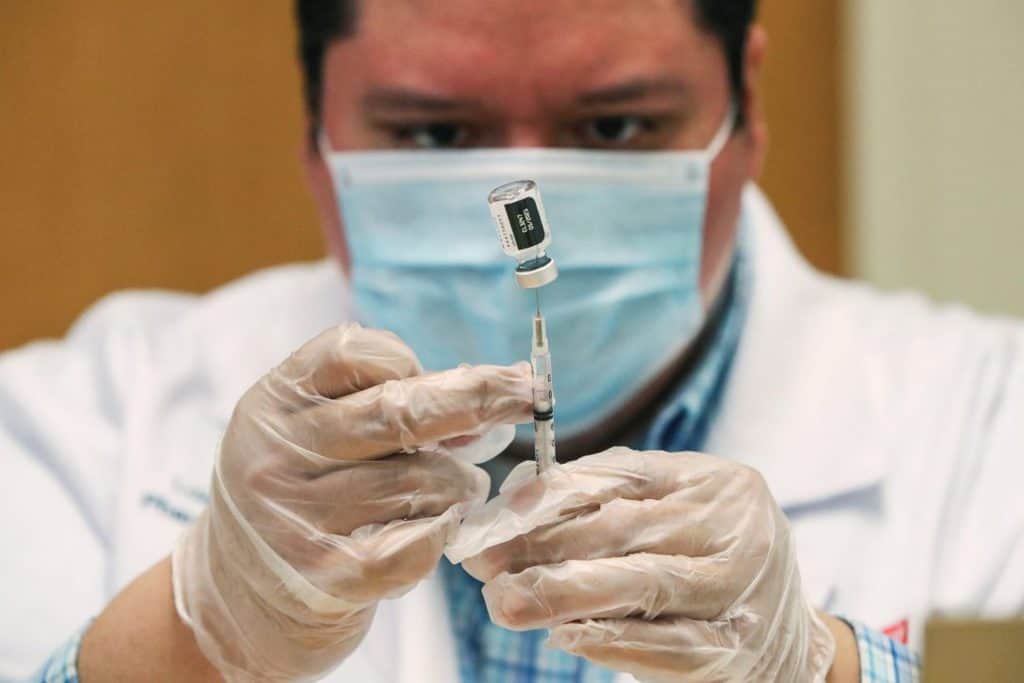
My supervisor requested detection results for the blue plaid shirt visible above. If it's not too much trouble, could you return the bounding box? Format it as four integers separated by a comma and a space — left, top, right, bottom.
31, 236, 921, 682
30, 628, 85, 683
847, 620, 921, 683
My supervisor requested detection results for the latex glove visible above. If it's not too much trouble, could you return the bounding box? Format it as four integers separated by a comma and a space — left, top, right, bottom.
172, 323, 532, 682
449, 447, 836, 683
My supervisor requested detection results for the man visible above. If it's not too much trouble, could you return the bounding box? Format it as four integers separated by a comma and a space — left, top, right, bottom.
5, 1, 1022, 681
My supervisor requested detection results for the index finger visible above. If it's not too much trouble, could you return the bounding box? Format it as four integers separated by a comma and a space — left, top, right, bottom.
275, 323, 423, 399
304, 362, 533, 461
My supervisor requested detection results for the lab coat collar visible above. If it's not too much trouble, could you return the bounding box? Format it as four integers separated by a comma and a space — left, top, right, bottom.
705, 186, 889, 510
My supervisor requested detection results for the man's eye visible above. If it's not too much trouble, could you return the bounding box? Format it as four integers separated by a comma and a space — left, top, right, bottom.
581, 116, 651, 146
396, 122, 469, 149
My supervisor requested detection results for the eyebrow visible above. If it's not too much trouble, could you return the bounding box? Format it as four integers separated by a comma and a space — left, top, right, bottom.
576, 78, 691, 106
363, 87, 481, 114
361, 77, 691, 115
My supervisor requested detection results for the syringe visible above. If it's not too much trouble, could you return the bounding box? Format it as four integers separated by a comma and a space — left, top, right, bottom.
531, 292, 556, 473
487, 179, 559, 474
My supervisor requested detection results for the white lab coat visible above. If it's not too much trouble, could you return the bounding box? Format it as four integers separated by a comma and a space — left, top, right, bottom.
2, 187, 1022, 681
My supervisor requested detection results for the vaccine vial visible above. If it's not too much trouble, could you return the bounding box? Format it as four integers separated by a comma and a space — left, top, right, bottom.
487, 180, 558, 289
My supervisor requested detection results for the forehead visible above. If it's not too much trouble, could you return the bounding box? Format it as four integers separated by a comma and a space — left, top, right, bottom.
324, 0, 725, 114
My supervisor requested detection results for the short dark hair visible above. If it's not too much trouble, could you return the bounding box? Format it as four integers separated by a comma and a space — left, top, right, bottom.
693, 0, 758, 121
295, 0, 758, 134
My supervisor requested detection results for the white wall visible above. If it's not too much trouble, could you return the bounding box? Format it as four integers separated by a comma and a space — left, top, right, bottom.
846, 1, 1024, 317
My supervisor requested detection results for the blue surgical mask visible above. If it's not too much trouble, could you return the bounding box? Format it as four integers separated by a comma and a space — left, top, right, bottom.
322, 109, 734, 438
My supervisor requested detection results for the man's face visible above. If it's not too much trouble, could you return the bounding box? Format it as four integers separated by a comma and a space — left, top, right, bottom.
307, 0, 765, 303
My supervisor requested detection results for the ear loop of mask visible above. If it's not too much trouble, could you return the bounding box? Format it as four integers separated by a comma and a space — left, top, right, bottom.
705, 102, 737, 161
318, 129, 351, 187
320, 127, 385, 190
317, 128, 333, 157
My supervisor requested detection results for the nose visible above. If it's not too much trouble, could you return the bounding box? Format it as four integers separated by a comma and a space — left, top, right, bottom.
503, 121, 556, 148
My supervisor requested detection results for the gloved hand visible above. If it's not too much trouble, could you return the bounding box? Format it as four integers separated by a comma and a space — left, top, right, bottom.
172, 323, 532, 682
448, 447, 836, 683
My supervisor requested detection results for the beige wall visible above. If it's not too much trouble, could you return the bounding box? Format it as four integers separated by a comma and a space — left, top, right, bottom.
846, 1, 1024, 317
0, 3, 322, 351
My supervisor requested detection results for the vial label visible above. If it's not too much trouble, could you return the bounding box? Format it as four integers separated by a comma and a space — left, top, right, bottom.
504, 197, 546, 250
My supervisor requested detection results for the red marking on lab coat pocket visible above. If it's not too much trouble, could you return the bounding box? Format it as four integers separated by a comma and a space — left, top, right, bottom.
882, 619, 908, 644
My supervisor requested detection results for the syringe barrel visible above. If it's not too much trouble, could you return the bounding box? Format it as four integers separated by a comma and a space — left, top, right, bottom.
532, 355, 553, 415
534, 418, 556, 474
531, 312, 556, 472
531, 314, 554, 415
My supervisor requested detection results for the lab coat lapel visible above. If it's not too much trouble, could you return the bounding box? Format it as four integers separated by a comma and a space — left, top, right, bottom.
396, 572, 460, 683
705, 186, 889, 510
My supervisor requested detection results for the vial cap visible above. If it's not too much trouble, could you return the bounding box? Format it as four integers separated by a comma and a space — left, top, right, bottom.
514, 256, 558, 288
